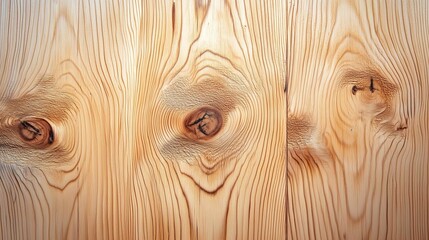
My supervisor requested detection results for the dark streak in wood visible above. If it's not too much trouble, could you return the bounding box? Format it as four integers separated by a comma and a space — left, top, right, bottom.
370, 77, 375, 93
172, 1, 175, 32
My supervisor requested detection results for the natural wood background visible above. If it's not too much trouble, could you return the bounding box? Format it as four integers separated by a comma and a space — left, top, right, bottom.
0, 0, 286, 239
1, 0, 428, 239
287, 0, 429, 239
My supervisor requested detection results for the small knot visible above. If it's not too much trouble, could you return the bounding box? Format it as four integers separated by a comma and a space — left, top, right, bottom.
352, 85, 358, 95
17, 118, 54, 148
184, 107, 222, 140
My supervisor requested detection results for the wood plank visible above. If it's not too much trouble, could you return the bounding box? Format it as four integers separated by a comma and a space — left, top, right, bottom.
287, 0, 429, 239
132, 0, 287, 238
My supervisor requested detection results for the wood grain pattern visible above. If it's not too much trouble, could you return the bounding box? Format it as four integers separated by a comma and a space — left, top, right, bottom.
2, 0, 428, 239
0, 0, 286, 239
287, 0, 429, 239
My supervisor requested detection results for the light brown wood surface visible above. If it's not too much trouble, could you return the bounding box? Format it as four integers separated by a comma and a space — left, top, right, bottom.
287, 0, 429, 239
0, 0, 286, 239
1, 0, 429, 239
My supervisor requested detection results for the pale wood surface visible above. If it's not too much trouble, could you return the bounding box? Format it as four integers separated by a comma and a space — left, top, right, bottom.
1, 0, 429, 239
0, 0, 286, 239
287, 0, 429, 239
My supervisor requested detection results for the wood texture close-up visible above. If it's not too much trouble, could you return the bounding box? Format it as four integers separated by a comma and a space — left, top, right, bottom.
287, 0, 429, 239
0, 0, 428, 240
0, 0, 286, 239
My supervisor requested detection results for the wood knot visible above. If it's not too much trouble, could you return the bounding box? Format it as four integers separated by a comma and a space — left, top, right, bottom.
16, 117, 54, 148
351, 77, 377, 95
184, 107, 222, 140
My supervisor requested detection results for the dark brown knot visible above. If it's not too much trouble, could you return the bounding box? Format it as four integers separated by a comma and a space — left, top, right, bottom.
17, 117, 54, 148
184, 107, 222, 140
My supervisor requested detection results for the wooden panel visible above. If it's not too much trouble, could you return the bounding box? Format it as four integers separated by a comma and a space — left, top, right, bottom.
287, 0, 429, 239
0, 0, 286, 239
134, 0, 286, 239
